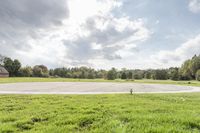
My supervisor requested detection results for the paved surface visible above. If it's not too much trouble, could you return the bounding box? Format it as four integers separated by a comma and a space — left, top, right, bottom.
0, 82, 200, 94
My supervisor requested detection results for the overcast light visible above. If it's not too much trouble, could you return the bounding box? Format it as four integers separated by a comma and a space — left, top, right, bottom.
0, 0, 200, 69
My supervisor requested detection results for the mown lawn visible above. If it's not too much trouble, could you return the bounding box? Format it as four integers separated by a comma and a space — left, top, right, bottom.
0, 77, 200, 87
0, 93, 200, 132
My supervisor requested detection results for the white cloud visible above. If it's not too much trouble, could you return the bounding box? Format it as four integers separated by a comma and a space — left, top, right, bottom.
68, 0, 122, 21
59, 0, 150, 67
62, 14, 150, 66
151, 34, 200, 68
0, 0, 151, 68
188, 0, 200, 13
0, 0, 69, 61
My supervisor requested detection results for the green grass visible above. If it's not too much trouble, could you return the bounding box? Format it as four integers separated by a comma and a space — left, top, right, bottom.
0, 77, 200, 87
1, 93, 200, 132
0, 77, 113, 83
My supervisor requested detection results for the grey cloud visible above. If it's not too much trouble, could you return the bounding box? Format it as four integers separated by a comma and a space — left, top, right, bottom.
102, 45, 123, 60
0, 0, 69, 58
0, 0, 68, 28
63, 15, 147, 65
63, 38, 99, 61
63, 38, 122, 62
63, 37, 123, 66
85, 16, 139, 45
0, 0, 149, 68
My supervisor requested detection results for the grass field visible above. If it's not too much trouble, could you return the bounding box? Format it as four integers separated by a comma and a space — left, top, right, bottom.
0, 93, 200, 132
0, 77, 200, 87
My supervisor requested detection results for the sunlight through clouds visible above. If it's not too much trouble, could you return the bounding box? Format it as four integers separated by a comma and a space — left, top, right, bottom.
0, 0, 199, 69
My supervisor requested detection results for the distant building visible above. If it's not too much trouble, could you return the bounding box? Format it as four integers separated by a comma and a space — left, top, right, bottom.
0, 66, 9, 77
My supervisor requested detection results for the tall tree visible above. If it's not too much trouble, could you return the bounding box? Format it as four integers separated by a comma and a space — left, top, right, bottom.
3, 57, 21, 77
179, 60, 192, 80
127, 71, 133, 79
190, 55, 200, 78
107, 68, 117, 80
19, 66, 33, 77
3, 57, 13, 76
33, 65, 49, 77
144, 71, 151, 79
13, 59, 21, 76
168, 67, 179, 80
121, 72, 127, 79
196, 70, 200, 81
152, 69, 168, 80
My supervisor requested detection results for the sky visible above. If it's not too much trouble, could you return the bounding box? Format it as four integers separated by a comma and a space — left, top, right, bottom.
0, 0, 200, 69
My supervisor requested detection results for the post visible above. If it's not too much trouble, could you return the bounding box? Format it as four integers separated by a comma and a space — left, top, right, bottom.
130, 89, 133, 95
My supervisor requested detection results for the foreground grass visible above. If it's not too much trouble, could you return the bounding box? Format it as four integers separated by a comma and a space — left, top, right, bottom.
1, 94, 200, 132
0, 77, 200, 87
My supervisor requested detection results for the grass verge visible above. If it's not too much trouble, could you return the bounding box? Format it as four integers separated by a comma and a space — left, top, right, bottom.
0, 77, 200, 87
0, 93, 200, 132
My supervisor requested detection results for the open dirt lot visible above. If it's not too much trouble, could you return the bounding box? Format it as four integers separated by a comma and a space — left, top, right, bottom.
0, 82, 200, 94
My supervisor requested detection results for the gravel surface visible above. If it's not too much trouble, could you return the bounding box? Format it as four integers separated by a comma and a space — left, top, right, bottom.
0, 82, 199, 94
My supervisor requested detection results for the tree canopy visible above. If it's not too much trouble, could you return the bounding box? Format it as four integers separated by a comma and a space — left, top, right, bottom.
0, 54, 200, 81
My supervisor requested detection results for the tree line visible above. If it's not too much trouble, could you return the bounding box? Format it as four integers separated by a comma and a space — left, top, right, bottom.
0, 54, 200, 81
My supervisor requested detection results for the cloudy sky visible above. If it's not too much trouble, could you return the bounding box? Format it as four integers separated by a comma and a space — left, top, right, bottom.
0, 0, 200, 69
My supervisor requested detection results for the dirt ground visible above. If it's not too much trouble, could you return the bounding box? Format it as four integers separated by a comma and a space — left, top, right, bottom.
0, 82, 200, 94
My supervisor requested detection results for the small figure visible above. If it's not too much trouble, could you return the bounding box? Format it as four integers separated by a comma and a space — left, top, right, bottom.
130, 89, 133, 95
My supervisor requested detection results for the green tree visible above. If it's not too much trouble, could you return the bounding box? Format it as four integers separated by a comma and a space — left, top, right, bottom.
49, 69, 54, 76
33, 66, 43, 77
19, 66, 33, 77
53, 68, 69, 78
144, 71, 151, 79
96, 70, 107, 79
132, 70, 144, 79
190, 55, 200, 78
133, 73, 140, 79
179, 60, 192, 80
168, 67, 179, 80
13, 59, 21, 76
127, 71, 133, 79
121, 72, 127, 79
152, 69, 168, 80
33, 65, 49, 77
3, 57, 21, 77
107, 68, 117, 80
196, 70, 200, 81
3, 57, 13, 76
